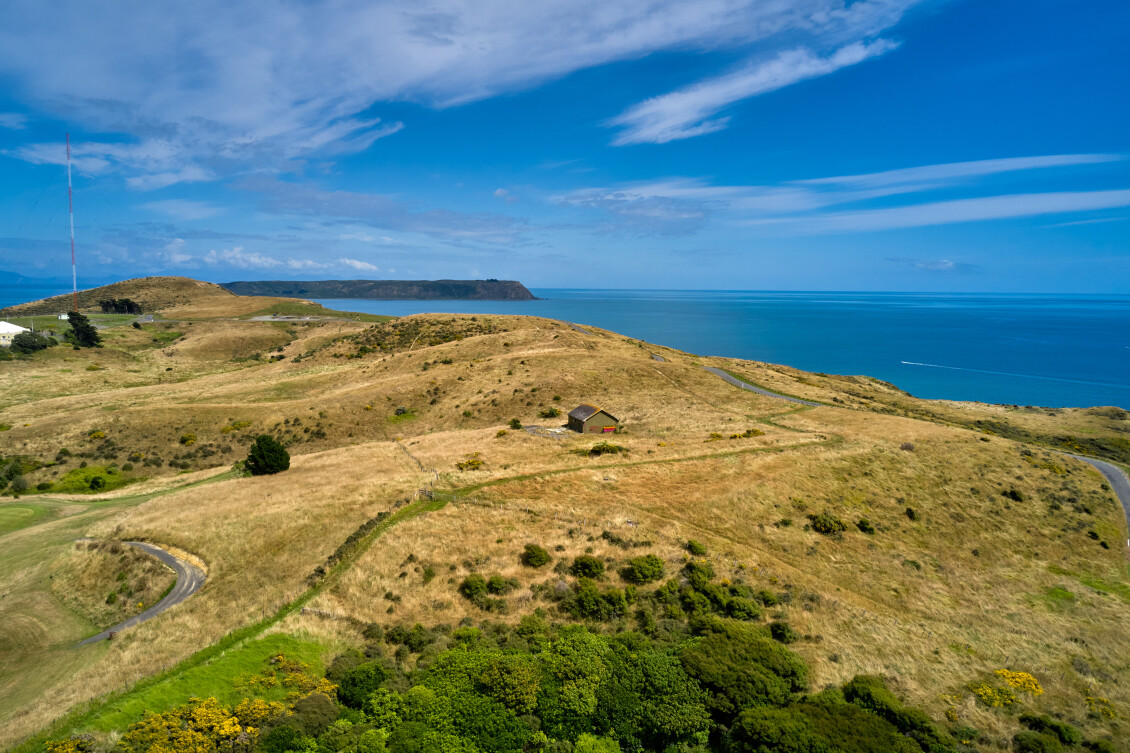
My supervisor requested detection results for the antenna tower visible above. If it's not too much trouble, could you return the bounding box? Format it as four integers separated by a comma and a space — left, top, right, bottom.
67, 133, 77, 312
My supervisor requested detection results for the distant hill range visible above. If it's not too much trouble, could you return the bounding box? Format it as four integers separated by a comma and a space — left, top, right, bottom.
220, 279, 537, 301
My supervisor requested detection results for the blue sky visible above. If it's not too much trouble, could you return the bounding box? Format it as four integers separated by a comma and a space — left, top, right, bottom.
0, 0, 1127, 292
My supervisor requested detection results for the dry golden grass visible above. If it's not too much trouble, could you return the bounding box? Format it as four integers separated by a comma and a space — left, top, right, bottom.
3, 280, 1129, 750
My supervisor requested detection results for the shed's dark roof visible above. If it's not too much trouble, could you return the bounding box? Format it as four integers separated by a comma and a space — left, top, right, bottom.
568, 404, 617, 422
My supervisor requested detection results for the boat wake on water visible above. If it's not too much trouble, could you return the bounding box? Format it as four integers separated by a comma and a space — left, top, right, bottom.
899, 361, 1130, 391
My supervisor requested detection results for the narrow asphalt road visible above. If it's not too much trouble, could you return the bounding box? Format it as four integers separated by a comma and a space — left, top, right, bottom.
1068, 455, 1130, 541
77, 541, 206, 647
703, 366, 824, 407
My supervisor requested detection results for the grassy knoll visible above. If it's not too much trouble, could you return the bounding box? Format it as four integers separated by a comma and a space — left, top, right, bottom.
0, 502, 52, 534
243, 300, 394, 322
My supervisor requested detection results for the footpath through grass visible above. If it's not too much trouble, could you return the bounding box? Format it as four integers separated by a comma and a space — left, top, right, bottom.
11, 496, 443, 752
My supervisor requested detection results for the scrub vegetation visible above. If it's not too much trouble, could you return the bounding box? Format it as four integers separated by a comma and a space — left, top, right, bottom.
1, 277, 1128, 752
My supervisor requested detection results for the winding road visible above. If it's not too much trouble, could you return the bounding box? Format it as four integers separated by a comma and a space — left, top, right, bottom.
703, 366, 824, 407
77, 541, 206, 647
1068, 455, 1130, 540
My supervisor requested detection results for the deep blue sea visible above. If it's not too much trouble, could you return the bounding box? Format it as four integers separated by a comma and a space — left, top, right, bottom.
2, 285, 1127, 408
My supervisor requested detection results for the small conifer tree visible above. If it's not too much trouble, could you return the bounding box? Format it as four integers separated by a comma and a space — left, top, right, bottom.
65, 311, 102, 348
245, 435, 290, 475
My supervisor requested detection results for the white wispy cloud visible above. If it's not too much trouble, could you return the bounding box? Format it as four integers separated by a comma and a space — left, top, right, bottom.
772, 190, 1130, 232
141, 199, 223, 221
799, 154, 1123, 188
559, 155, 1130, 234
0, 0, 923, 185
610, 40, 899, 145
339, 257, 379, 272
0, 113, 28, 129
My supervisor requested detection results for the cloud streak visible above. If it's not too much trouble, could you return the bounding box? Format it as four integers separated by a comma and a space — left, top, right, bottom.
558, 155, 1130, 235
0, 0, 923, 185
610, 40, 899, 145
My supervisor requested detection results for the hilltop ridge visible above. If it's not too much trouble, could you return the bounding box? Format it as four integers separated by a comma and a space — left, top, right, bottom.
220, 278, 537, 300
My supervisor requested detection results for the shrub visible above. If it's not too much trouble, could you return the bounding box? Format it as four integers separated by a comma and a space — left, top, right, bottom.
842, 675, 948, 747
905, 507, 919, 521
678, 624, 807, 722
728, 707, 824, 753
727, 598, 762, 621
571, 555, 605, 578
856, 519, 876, 534
1013, 731, 1064, 753
682, 560, 714, 590
88, 476, 105, 491
11, 476, 28, 493
179, 433, 196, 445
900, 442, 915, 451
290, 691, 338, 735
245, 434, 290, 475
770, 621, 800, 644
621, 554, 665, 584
36, 481, 51, 491
509, 418, 522, 430
338, 662, 387, 708
521, 544, 551, 568
1019, 714, 1081, 746
562, 578, 627, 621
10, 331, 52, 354
460, 574, 488, 600
807, 512, 846, 535
260, 726, 310, 753
487, 575, 519, 595
455, 454, 485, 471
538, 407, 562, 419
587, 441, 626, 457
685, 539, 707, 556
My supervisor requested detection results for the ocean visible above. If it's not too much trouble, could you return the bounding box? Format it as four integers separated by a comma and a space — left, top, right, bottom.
2, 285, 1127, 408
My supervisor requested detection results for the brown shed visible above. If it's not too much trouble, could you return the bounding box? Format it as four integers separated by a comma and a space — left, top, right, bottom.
567, 404, 620, 434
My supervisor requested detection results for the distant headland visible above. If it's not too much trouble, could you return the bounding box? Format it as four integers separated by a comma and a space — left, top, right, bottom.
220, 279, 537, 301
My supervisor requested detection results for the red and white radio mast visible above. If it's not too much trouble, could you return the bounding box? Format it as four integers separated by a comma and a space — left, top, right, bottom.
66, 133, 77, 312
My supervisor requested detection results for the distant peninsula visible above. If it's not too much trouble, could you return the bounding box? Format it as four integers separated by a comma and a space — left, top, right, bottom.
220, 279, 537, 301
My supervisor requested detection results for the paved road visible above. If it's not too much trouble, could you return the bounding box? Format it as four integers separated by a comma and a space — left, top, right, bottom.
1068, 455, 1130, 539
703, 366, 824, 407
567, 322, 594, 336
77, 541, 206, 647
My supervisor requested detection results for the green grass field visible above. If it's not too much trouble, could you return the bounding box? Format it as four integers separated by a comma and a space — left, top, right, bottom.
84, 634, 325, 734
0, 503, 51, 535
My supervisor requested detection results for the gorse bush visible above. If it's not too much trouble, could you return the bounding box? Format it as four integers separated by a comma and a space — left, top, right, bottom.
520, 544, 551, 568
807, 512, 847, 535
620, 554, 665, 584
685, 539, 707, 556
245, 434, 290, 475
571, 555, 605, 578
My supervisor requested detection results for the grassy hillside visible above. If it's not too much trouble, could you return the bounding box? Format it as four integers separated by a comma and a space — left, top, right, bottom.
0, 278, 1127, 752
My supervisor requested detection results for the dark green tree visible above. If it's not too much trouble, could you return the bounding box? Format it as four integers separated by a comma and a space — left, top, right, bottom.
65, 311, 102, 348
245, 434, 290, 475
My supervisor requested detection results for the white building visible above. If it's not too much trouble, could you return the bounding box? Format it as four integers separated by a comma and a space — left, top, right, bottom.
0, 321, 30, 347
